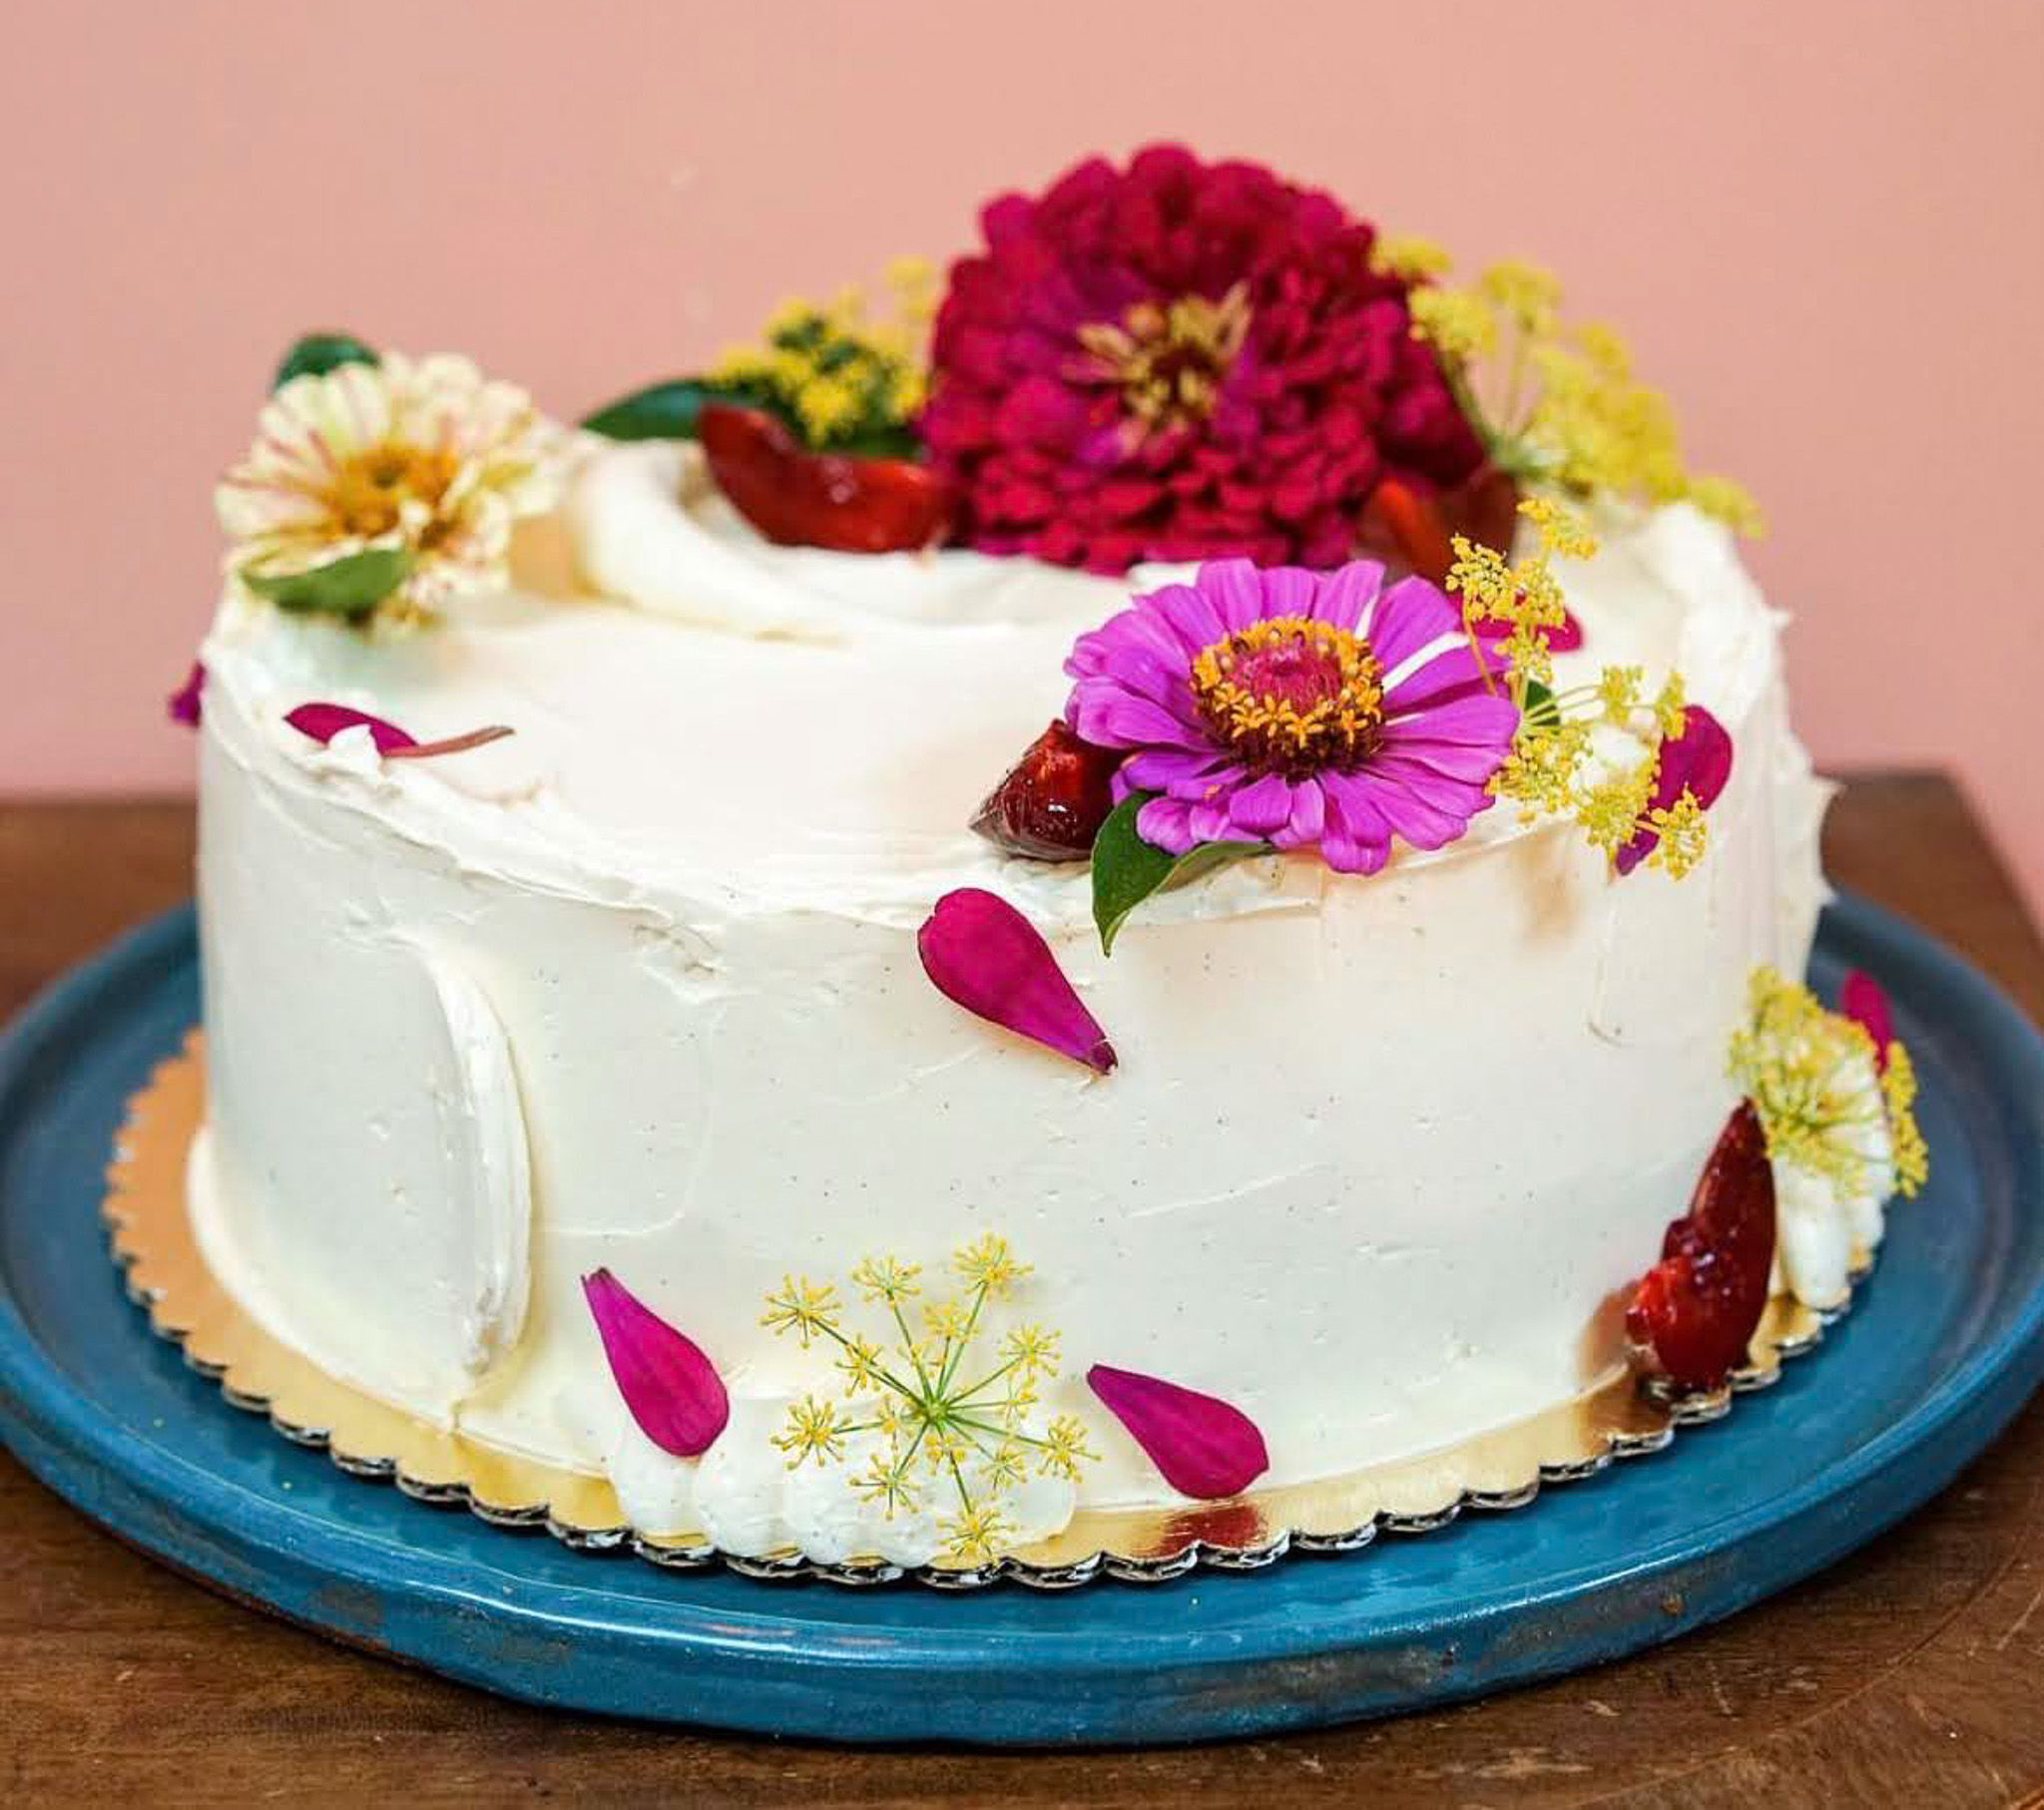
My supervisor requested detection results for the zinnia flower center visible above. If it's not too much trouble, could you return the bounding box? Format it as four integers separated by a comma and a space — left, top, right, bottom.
1190, 616, 1384, 777
1077, 282, 1251, 429
326, 442, 462, 539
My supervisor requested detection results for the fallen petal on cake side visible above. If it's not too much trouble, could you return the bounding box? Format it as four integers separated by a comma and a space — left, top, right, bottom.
1840, 969, 1895, 1071
284, 702, 514, 760
917, 889, 1117, 1073
1086, 1363, 1270, 1499
167, 661, 206, 728
582, 1269, 730, 1458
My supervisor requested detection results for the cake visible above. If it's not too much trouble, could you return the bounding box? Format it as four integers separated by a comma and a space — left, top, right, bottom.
175, 148, 1924, 1572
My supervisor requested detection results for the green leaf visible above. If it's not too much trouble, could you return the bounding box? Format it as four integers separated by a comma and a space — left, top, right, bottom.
241, 547, 415, 621
272, 332, 378, 391
1520, 679, 1560, 730
580, 377, 782, 442
1091, 792, 1271, 956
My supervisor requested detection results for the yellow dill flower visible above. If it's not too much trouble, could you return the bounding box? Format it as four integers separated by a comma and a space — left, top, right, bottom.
1408, 285, 1497, 362
851, 1253, 921, 1305
1688, 473, 1767, 536
835, 1333, 887, 1395
711, 345, 775, 387
765, 295, 818, 340
1575, 755, 1661, 855
761, 1275, 840, 1347
1000, 1323, 1060, 1381
1491, 715, 1593, 822
760, 1237, 1094, 1566
854, 1449, 922, 1518
1646, 790, 1709, 879
1576, 320, 1634, 379
1479, 258, 1563, 335
773, 1394, 849, 1468
983, 1439, 1029, 1492
941, 1505, 1011, 1567
1369, 232, 1454, 280
1881, 1042, 1929, 1197
887, 363, 927, 418
1731, 969, 1906, 1198
1039, 1415, 1099, 1482
714, 269, 933, 452
1651, 673, 1688, 740
794, 373, 861, 441
1597, 665, 1644, 722
954, 1232, 1029, 1298
922, 1428, 974, 1475
1420, 261, 1759, 529
1521, 495, 1597, 562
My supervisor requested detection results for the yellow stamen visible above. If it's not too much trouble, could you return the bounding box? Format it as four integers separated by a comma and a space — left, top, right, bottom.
1077, 283, 1251, 428
1190, 616, 1385, 777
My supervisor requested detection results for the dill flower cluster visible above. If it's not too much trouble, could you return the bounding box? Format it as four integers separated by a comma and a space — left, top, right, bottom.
762, 1234, 1096, 1565
711, 258, 935, 455
1731, 969, 1928, 1202
1447, 498, 1720, 877
1380, 239, 1762, 533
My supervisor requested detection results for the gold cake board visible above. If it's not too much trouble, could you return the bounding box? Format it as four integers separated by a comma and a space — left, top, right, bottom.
106, 1036, 1852, 1588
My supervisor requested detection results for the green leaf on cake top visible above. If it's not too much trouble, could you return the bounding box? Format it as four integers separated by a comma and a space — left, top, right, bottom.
241, 547, 416, 621
272, 331, 379, 391
1090, 793, 1269, 957
581, 377, 781, 443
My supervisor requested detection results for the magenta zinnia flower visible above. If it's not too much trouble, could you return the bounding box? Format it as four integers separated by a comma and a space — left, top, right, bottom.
1067, 558, 1519, 874
920, 145, 1483, 573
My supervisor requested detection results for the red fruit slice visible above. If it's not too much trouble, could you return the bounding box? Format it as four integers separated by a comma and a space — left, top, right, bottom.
1625, 1101, 1777, 1390
970, 719, 1123, 861
697, 404, 955, 554
1357, 465, 1520, 587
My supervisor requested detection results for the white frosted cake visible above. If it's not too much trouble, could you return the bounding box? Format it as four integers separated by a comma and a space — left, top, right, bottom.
175, 148, 1922, 1571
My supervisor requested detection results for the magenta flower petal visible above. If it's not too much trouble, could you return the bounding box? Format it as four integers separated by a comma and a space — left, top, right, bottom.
284, 702, 516, 761
167, 661, 206, 728
918, 888, 1117, 1073
582, 1268, 730, 1458
1614, 704, 1736, 876
1360, 575, 1461, 674
1841, 969, 1895, 1071
285, 701, 418, 752
1472, 606, 1584, 654
1087, 1363, 1270, 1499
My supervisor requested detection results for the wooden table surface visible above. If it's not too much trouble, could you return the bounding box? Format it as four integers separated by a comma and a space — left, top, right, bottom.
3, 777, 2042, 1808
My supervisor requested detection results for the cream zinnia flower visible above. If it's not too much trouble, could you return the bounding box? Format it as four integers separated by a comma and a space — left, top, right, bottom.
216, 352, 563, 625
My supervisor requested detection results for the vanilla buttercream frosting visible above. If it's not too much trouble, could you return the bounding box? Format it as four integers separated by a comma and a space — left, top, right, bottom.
188, 439, 1830, 1552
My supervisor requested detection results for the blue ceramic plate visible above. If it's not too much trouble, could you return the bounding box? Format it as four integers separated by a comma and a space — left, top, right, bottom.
1, 896, 2041, 1746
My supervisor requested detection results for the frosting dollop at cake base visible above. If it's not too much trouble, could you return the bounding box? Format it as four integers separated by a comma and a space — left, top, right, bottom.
111, 1040, 1866, 1583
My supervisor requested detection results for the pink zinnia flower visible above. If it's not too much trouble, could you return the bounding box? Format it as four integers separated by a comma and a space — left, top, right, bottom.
1066, 558, 1519, 874
920, 145, 1483, 573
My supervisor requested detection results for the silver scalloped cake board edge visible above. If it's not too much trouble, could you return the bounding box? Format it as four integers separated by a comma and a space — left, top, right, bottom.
104, 1033, 1865, 1591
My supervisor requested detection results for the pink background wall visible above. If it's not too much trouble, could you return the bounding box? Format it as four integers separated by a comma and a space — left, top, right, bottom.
5, 1, 2041, 910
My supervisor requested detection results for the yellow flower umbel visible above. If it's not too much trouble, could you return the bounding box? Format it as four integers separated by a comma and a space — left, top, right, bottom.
713, 257, 935, 456
1447, 499, 1710, 876
216, 352, 564, 629
1731, 969, 1928, 1201
1395, 246, 1761, 533
762, 1234, 1096, 1567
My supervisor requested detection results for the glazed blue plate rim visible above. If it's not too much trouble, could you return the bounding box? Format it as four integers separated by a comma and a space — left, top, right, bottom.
0, 893, 2040, 1742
